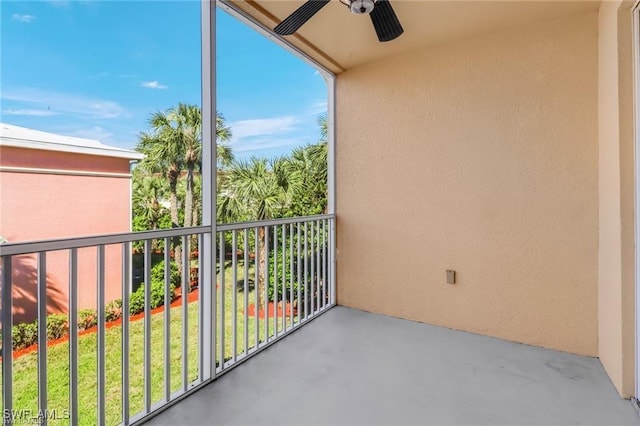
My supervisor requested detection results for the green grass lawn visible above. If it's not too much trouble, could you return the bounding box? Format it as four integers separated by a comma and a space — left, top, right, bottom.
1, 261, 296, 425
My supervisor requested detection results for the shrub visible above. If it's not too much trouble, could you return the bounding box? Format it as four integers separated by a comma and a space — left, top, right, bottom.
265, 247, 328, 306
151, 260, 180, 289
150, 279, 168, 308
7, 263, 179, 353
12, 321, 38, 350
47, 314, 68, 340
78, 309, 98, 330
105, 299, 123, 322
129, 288, 145, 315
129, 278, 175, 315
267, 249, 303, 301
11, 314, 68, 350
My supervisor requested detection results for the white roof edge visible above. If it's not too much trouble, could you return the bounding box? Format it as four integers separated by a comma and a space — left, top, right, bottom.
0, 123, 144, 161
0, 137, 145, 160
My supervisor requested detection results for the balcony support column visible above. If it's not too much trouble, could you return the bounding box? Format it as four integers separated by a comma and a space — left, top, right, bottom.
200, 0, 217, 381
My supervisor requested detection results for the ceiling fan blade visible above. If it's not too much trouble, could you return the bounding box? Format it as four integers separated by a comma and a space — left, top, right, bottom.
370, 0, 404, 42
274, 0, 331, 36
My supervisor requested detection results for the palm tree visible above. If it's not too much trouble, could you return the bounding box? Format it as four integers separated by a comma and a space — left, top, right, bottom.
169, 103, 201, 229
137, 111, 183, 231
216, 112, 234, 167
218, 157, 301, 306
132, 171, 168, 252
170, 106, 233, 229
137, 114, 184, 266
132, 171, 167, 231
191, 175, 202, 227
318, 114, 328, 143
137, 105, 235, 271
218, 156, 300, 222
287, 142, 328, 216
138, 105, 234, 227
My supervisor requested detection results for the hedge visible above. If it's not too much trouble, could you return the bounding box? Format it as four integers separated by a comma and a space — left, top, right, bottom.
6, 261, 179, 351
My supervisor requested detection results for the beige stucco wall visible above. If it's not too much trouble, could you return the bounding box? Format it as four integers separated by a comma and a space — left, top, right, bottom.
336, 12, 599, 356
598, 0, 635, 398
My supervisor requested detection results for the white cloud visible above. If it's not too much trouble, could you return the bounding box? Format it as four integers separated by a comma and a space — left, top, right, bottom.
233, 137, 302, 154
306, 100, 327, 116
11, 14, 36, 23
65, 126, 113, 142
49, 123, 139, 148
227, 116, 303, 158
140, 80, 168, 90
2, 108, 59, 117
228, 116, 297, 145
2, 87, 129, 119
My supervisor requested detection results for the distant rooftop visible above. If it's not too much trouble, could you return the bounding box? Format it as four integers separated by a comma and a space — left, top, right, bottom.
0, 123, 144, 160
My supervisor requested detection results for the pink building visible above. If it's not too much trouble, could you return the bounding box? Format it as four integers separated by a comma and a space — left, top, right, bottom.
0, 123, 143, 323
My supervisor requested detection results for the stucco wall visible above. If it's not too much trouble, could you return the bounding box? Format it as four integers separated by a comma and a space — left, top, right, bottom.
336, 12, 599, 356
0, 147, 132, 322
598, 0, 635, 398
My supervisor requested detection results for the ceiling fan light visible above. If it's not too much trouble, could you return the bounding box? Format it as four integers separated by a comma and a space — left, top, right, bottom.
350, 0, 375, 15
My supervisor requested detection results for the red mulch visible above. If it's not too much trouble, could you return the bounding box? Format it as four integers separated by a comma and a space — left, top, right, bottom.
7, 288, 201, 360
4, 286, 293, 360
246, 302, 296, 319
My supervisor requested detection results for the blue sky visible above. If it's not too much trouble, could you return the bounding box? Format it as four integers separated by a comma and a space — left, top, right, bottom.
0, 1, 328, 159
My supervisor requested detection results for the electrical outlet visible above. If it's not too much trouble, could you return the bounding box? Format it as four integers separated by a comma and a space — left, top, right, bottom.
446, 270, 456, 284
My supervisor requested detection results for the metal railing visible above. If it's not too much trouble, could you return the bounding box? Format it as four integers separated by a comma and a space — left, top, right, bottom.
0, 214, 335, 425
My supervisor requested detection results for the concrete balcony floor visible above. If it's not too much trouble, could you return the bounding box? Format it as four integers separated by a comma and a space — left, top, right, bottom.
147, 307, 639, 425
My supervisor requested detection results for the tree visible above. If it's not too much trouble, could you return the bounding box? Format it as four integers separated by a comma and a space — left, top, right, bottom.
218, 157, 301, 306
137, 114, 185, 266
216, 113, 234, 167
136, 105, 235, 274
132, 170, 167, 231
137, 111, 183, 232
286, 142, 328, 216
137, 105, 234, 229
282, 114, 329, 216
218, 156, 300, 222
170, 103, 201, 230
318, 113, 328, 143
191, 175, 202, 227
215, 113, 329, 306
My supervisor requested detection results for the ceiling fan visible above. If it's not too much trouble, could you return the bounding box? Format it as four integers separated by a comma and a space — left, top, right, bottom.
273, 0, 404, 42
